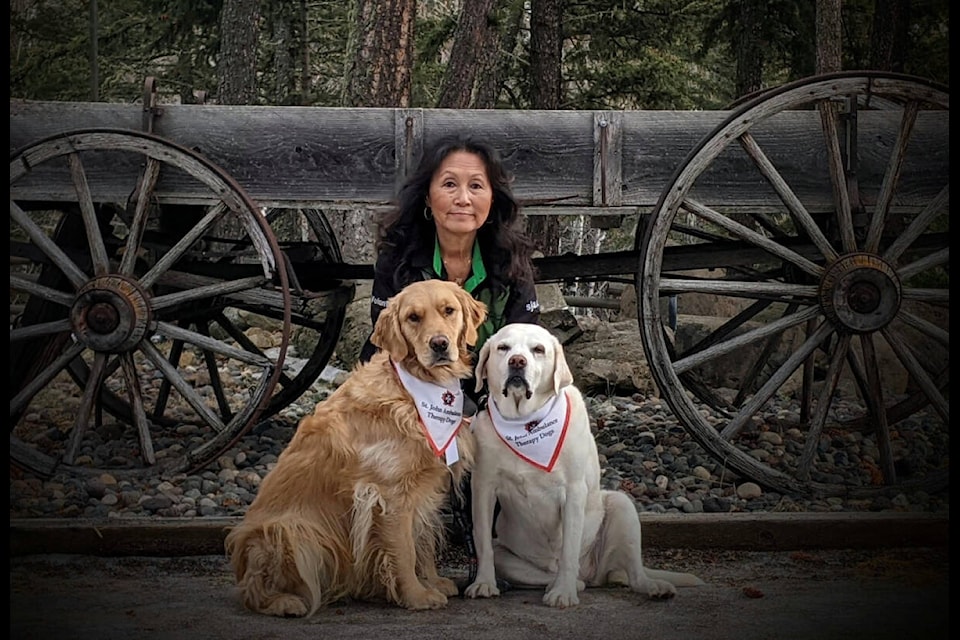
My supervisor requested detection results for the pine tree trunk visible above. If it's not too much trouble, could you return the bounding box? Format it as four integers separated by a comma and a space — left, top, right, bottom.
270, 2, 295, 104
529, 0, 562, 109
342, 0, 415, 107
816, 0, 843, 74
735, 0, 765, 98
437, 0, 497, 108
526, 0, 562, 255
474, 0, 524, 109
217, 0, 261, 105
869, 0, 909, 72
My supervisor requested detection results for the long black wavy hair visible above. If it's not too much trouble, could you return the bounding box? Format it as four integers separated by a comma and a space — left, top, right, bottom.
374, 135, 537, 292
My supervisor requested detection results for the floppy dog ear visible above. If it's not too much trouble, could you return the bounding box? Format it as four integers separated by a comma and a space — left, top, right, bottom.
370, 296, 408, 360
551, 333, 574, 395
454, 287, 488, 349
474, 338, 492, 394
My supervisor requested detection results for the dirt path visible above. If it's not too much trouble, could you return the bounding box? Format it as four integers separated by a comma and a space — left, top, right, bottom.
11, 547, 948, 640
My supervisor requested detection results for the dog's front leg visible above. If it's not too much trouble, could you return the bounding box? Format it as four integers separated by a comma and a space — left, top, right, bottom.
416, 525, 459, 597
544, 481, 588, 608
384, 508, 450, 610
463, 470, 500, 598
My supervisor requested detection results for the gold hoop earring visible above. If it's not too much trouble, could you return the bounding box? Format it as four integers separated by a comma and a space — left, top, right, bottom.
423, 206, 433, 221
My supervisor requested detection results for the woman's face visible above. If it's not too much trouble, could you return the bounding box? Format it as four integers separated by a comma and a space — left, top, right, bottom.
425, 150, 492, 237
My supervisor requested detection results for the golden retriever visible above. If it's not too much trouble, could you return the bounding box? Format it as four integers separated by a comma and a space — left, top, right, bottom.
465, 323, 703, 608
225, 279, 487, 617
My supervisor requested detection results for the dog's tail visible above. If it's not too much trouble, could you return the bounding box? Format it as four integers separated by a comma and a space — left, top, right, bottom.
644, 568, 706, 587
225, 515, 351, 617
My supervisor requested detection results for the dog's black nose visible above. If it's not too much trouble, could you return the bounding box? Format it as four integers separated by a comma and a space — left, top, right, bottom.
508, 354, 526, 369
430, 335, 450, 353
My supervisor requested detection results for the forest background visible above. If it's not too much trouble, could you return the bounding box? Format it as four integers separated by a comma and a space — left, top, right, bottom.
9, 0, 950, 272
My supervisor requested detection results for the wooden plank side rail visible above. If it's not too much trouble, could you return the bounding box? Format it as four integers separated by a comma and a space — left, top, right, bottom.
10, 100, 948, 215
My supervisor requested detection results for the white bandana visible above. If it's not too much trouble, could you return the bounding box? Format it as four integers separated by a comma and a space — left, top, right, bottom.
487, 391, 571, 472
392, 360, 463, 465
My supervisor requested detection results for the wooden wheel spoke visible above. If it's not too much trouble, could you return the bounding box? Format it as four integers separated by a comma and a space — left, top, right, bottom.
677, 299, 774, 359
140, 340, 226, 433
679, 198, 823, 277
64, 352, 109, 464
865, 101, 920, 253
10, 200, 89, 288
897, 247, 948, 282
901, 287, 948, 304
10, 273, 75, 308
818, 100, 857, 253
797, 333, 852, 479
119, 157, 161, 277
67, 153, 112, 276
11, 341, 86, 418
195, 323, 235, 422
733, 303, 800, 406
883, 185, 948, 264
151, 275, 268, 312
798, 317, 818, 424
155, 320, 272, 368
894, 311, 949, 348
10, 318, 72, 343
738, 131, 838, 261
212, 312, 296, 389
719, 320, 834, 441
674, 305, 820, 374
843, 346, 874, 414
880, 327, 949, 424
153, 338, 185, 420
660, 277, 818, 300
118, 352, 155, 465
858, 334, 895, 484
139, 202, 230, 289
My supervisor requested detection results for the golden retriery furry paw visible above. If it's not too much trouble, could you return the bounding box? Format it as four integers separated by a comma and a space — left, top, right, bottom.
422, 575, 459, 597
401, 586, 450, 610
258, 594, 309, 618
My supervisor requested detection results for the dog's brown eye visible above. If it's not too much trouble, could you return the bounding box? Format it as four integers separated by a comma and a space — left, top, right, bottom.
407, 312, 420, 323
532, 344, 546, 355
496, 343, 509, 352
444, 306, 455, 316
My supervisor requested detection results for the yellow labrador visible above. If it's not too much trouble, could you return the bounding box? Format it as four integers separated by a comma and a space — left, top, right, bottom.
465, 323, 704, 608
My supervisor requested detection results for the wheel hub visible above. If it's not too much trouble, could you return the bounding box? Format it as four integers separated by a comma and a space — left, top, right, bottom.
819, 253, 901, 333
70, 275, 152, 352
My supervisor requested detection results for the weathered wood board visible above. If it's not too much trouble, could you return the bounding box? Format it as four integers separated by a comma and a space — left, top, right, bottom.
10, 100, 948, 214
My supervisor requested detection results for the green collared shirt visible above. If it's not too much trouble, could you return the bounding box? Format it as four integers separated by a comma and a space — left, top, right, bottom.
429, 236, 508, 352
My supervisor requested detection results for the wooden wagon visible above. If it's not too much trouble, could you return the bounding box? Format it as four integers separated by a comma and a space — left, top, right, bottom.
10, 71, 949, 498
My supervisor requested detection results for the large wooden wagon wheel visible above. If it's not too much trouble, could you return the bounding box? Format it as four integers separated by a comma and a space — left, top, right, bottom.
217, 206, 350, 419
636, 72, 948, 497
61, 205, 352, 428
10, 129, 292, 479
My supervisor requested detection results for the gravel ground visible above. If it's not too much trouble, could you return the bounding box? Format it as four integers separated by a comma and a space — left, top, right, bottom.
9, 361, 949, 521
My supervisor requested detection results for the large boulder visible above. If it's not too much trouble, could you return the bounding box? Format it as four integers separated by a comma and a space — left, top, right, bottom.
560, 317, 658, 396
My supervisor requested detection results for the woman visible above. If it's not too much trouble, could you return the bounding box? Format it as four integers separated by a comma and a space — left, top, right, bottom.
359, 135, 541, 376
